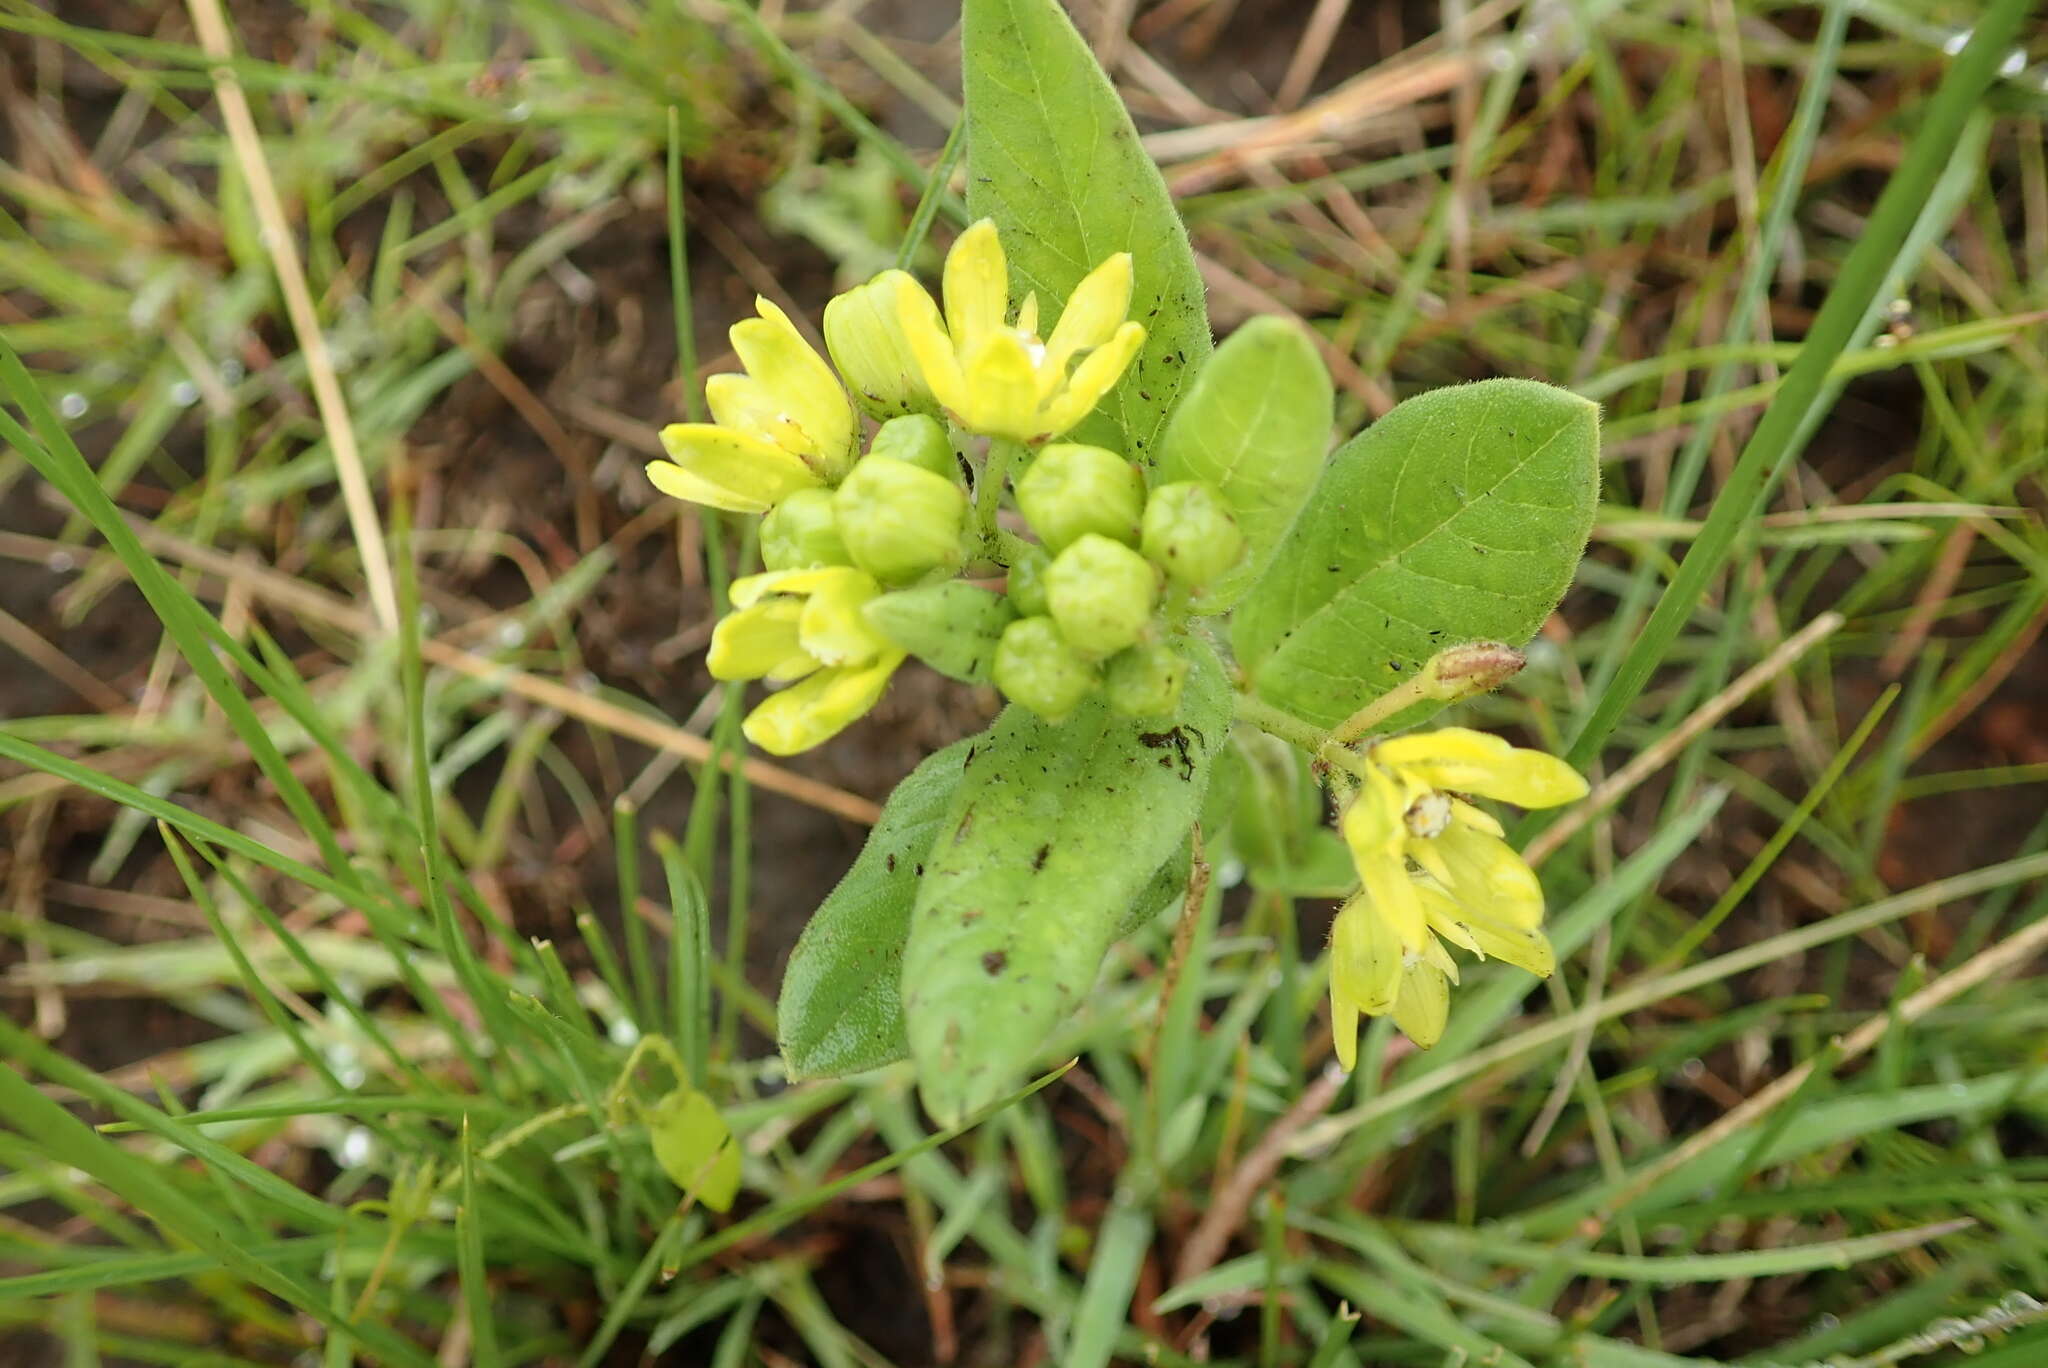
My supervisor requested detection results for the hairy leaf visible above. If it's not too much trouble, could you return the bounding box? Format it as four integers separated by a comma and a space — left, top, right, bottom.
1154, 317, 1334, 611
777, 736, 974, 1079
903, 643, 1229, 1126
1234, 379, 1600, 730
962, 0, 1210, 460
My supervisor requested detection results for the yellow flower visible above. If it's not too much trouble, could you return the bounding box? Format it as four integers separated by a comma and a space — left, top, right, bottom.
893, 219, 1146, 444
1328, 728, 1586, 1064
649, 299, 858, 514
708, 567, 905, 755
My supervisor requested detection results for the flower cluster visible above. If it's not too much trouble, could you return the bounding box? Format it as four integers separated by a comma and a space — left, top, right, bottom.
1328, 728, 1586, 1060
647, 219, 1180, 753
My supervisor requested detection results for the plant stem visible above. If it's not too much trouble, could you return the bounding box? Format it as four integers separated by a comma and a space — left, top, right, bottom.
1328, 673, 1436, 744
977, 438, 1023, 548
1231, 691, 1328, 753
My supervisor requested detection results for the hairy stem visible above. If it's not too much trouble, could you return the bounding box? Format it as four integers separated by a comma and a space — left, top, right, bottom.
976, 438, 1024, 549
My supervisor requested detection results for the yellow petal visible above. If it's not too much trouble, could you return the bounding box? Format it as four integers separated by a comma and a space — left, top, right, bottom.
896, 274, 969, 417
706, 369, 831, 463
1015, 290, 1040, 339
742, 652, 904, 755
1330, 892, 1401, 1015
1341, 766, 1406, 858
1355, 851, 1427, 953
650, 425, 821, 514
1331, 993, 1361, 1072
1374, 727, 1502, 769
1422, 933, 1461, 985
1392, 960, 1449, 1049
729, 300, 857, 479
1375, 727, 1588, 809
706, 600, 806, 681
1449, 798, 1504, 838
1041, 252, 1133, 380
1408, 834, 1455, 889
959, 330, 1043, 442
1459, 910, 1556, 977
796, 569, 885, 667
703, 373, 783, 447
757, 564, 867, 598
1416, 880, 1481, 955
727, 569, 807, 610
943, 219, 1008, 355
1434, 823, 1545, 930
764, 653, 823, 686
1035, 320, 1144, 437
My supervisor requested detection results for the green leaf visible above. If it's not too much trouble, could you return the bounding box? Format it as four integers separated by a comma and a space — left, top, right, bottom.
962, 0, 1209, 460
1154, 317, 1334, 611
1120, 833, 1194, 939
777, 736, 975, 1079
903, 642, 1230, 1126
1233, 378, 1600, 731
647, 1087, 742, 1213
864, 582, 1016, 684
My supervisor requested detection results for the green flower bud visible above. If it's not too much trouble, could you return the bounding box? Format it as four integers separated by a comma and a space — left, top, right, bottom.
1013, 443, 1144, 551
867, 413, 959, 482
832, 455, 969, 585
993, 615, 1099, 721
1104, 641, 1189, 718
1007, 542, 1052, 617
1045, 533, 1159, 658
759, 487, 851, 570
1140, 481, 1245, 590
863, 582, 1016, 684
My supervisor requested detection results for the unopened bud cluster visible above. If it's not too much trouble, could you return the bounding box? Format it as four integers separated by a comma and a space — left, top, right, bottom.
991, 443, 1242, 721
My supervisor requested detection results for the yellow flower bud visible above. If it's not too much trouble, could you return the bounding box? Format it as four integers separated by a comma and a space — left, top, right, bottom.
824, 270, 940, 419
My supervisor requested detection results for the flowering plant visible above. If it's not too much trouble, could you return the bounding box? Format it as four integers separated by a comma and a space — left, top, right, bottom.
650, 0, 1601, 1123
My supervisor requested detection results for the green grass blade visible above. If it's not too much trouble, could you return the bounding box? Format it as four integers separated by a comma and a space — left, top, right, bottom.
1564, 0, 2034, 769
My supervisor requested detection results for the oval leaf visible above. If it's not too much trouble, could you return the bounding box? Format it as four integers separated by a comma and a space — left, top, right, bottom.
777, 736, 975, 1079
963, 0, 1210, 460
864, 582, 1016, 684
1154, 316, 1334, 611
1233, 378, 1600, 730
648, 1087, 741, 1213
902, 643, 1229, 1126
